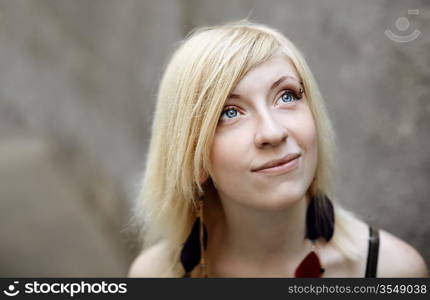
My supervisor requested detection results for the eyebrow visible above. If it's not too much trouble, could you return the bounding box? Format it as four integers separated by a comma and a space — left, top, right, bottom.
228, 75, 301, 99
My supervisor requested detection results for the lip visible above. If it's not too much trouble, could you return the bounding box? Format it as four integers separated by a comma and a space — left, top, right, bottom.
251, 153, 301, 175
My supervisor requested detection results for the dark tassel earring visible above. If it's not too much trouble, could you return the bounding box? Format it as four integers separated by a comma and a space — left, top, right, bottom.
295, 193, 335, 277
180, 195, 208, 277
306, 193, 335, 242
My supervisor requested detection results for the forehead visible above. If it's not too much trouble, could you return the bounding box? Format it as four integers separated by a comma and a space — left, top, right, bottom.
231, 53, 300, 95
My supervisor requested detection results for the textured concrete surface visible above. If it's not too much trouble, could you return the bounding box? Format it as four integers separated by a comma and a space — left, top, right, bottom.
0, 137, 128, 276
0, 0, 428, 275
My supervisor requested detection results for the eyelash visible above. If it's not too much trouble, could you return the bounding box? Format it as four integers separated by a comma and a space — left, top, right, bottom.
219, 90, 302, 121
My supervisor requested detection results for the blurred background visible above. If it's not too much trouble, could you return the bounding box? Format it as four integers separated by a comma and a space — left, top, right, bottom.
0, 0, 428, 276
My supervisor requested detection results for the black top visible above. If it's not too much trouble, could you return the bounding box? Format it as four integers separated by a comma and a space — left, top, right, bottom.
365, 225, 380, 278
183, 225, 380, 278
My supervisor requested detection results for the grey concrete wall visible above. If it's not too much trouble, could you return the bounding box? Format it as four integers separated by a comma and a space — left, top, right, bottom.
0, 0, 428, 275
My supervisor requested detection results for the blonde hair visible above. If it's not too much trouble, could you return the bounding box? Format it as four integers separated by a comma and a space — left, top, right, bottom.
132, 19, 364, 277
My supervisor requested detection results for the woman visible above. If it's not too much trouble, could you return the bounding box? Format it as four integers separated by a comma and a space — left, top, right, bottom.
128, 20, 428, 277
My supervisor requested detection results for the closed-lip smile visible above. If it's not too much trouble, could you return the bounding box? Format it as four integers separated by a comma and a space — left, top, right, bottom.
251, 153, 301, 172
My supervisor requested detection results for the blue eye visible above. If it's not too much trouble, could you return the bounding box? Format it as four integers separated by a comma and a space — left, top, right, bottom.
280, 91, 296, 103
220, 107, 239, 120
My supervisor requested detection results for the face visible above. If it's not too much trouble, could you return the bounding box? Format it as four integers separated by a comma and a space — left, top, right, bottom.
209, 52, 318, 211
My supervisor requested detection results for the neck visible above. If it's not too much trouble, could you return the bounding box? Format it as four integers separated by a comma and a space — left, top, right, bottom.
205, 191, 313, 276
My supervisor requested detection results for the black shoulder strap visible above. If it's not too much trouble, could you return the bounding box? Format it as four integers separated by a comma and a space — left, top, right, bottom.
365, 225, 380, 278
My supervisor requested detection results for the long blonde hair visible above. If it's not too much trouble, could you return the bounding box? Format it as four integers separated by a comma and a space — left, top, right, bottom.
132, 19, 363, 276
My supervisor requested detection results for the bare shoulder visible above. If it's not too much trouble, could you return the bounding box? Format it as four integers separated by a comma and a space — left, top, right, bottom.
377, 229, 429, 277
127, 241, 171, 277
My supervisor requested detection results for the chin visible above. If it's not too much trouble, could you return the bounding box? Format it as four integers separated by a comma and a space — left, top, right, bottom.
255, 190, 306, 212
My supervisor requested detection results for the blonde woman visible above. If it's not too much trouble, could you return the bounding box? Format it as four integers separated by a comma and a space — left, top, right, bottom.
128, 20, 428, 278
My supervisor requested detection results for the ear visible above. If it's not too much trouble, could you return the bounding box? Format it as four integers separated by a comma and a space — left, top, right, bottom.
308, 176, 317, 198
199, 170, 209, 184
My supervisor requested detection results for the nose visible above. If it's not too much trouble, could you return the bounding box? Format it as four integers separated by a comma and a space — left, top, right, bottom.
254, 111, 288, 148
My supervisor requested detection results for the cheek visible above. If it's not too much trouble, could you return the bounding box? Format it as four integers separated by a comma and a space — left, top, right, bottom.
293, 104, 318, 152
305, 118, 318, 155
210, 130, 248, 179
307, 128, 318, 176
300, 113, 318, 178
287, 107, 318, 180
